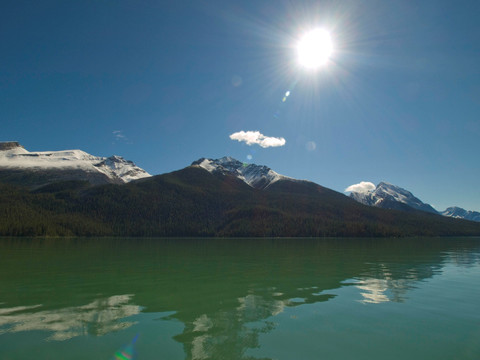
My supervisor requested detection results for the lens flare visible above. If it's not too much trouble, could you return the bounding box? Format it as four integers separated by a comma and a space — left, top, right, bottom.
113, 334, 139, 360
306, 141, 317, 151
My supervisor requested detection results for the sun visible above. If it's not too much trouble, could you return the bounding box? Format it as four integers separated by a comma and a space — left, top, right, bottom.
297, 29, 333, 69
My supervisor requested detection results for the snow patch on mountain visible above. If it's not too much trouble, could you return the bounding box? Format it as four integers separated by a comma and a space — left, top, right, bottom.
0, 142, 151, 183
375, 182, 433, 210
197, 158, 217, 173
192, 156, 292, 189
95, 155, 151, 183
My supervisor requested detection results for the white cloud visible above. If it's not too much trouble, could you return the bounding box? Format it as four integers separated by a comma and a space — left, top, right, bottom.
113, 130, 126, 140
229, 131, 286, 148
345, 181, 376, 193
113, 130, 133, 144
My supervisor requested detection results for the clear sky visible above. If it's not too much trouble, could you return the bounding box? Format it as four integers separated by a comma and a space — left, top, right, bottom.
1, 0, 479, 211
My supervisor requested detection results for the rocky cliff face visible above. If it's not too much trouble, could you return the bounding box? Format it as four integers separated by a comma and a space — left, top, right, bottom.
0, 142, 24, 151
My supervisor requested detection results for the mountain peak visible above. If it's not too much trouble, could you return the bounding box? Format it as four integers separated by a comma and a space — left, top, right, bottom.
0, 142, 151, 186
350, 181, 438, 214
218, 156, 240, 164
377, 181, 394, 188
191, 157, 290, 189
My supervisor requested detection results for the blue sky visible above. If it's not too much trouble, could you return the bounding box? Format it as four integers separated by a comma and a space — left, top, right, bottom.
1, 0, 479, 211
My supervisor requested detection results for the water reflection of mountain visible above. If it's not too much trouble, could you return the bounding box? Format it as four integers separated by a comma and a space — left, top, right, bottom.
0, 237, 479, 358
354, 257, 442, 304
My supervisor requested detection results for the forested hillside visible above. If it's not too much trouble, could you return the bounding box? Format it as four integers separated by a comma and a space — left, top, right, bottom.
2, 167, 480, 237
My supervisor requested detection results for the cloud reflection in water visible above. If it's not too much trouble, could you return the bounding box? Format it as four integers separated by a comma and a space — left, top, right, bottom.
0, 294, 140, 341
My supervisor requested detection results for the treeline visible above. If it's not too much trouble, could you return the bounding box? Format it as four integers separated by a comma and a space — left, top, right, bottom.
1, 167, 480, 237
0, 183, 110, 236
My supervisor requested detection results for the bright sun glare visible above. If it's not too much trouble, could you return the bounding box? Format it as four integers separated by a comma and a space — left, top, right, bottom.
297, 29, 333, 69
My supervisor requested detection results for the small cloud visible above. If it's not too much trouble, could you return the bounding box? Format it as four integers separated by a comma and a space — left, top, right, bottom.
345, 181, 376, 193
113, 130, 128, 142
113, 130, 126, 139
112, 130, 133, 145
229, 131, 286, 148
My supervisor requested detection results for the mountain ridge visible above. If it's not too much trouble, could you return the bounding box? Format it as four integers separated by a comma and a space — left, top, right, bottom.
441, 207, 480, 222
0, 141, 150, 187
1, 158, 480, 236
1, 141, 478, 229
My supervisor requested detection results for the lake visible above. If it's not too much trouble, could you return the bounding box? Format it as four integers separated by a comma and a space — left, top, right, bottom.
0, 237, 479, 359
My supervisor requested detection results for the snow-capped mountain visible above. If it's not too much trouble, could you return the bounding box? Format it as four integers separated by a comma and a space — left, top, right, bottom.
348, 181, 480, 222
441, 207, 480, 222
94, 155, 151, 183
191, 156, 293, 189
349, 182, 438, 214
0, 141, 151, 186
3, 142, 478, 224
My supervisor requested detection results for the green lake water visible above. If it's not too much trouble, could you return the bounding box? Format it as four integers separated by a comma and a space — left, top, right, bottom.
0, 237, 479, 359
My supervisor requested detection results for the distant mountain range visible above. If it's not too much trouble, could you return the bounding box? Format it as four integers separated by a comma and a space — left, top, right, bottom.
195, 158, 480, 223
1, 141, 479, 237
348, 182, 480, 222
440, 207, 480, 222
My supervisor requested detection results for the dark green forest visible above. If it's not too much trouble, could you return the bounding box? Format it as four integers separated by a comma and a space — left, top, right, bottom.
1, 167, 480, 237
